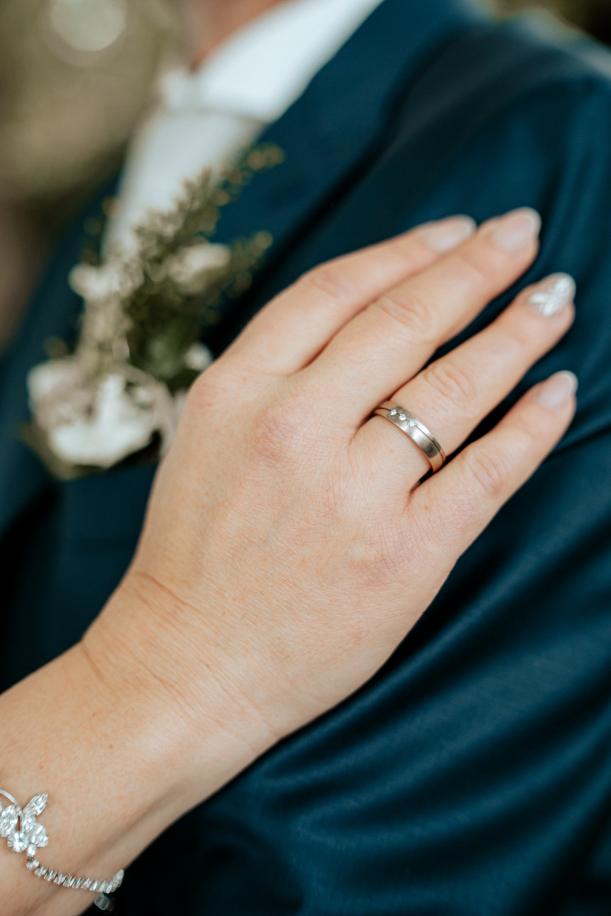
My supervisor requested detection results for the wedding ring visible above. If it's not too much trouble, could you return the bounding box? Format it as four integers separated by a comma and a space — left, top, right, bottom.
374, 402, 446, 472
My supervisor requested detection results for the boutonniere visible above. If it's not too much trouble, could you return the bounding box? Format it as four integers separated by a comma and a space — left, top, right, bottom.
25, 145, 283, 480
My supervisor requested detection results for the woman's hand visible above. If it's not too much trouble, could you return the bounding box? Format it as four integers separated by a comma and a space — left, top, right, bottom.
86, 208, 576, 780
2, 210, 574, 916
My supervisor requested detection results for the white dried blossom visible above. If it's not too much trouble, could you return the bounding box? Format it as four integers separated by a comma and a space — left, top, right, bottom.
69, 261, 141, 304
26, 151, 277, 476
165, 243, 230, 294
51, 373, 175, 469
28, 358, 91, 429
184, 343, 213, 373
28, 363, 183, 469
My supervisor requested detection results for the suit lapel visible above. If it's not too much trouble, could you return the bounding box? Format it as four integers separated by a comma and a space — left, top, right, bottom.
0, 0, 483, 540
213, 0, 484, 292
0, 186, 115, 535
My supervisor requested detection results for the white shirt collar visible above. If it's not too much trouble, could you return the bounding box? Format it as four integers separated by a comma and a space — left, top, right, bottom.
161, 0, 385, 123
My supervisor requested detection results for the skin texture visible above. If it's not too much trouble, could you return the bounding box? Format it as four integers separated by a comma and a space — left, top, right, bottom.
0, 211, 577, 915
90, 208, 576, 749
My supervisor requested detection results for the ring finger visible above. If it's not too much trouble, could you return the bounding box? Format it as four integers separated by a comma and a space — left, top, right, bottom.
302, 207, 542, 426
354, 272, 576, 483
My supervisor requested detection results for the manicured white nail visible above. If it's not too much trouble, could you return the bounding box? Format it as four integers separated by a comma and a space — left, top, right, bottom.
535, 371, 578, 409
489, 208, 541, 252
421, 216, 476, 252
527, 273, 576, 316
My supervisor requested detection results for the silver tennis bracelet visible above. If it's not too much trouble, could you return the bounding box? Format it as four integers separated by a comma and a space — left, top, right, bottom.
0, 788, 124, 912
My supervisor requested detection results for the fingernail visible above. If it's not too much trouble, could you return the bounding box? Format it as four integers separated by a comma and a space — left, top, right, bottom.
526, 273, 576, 316
421, 216, 476, 252
535, 371, 578, 409
489, 208, 541, 253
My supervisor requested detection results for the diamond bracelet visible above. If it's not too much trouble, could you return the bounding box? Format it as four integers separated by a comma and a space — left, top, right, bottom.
0, 788, 124, 912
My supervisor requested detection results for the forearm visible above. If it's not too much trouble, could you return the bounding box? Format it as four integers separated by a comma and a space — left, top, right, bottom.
0, 599, 259, 916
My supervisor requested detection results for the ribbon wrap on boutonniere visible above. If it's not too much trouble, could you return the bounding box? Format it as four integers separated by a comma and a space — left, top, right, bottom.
24, 145, 284, 480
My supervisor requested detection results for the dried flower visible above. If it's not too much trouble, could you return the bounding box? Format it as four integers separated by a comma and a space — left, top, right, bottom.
26, 145, 282, 478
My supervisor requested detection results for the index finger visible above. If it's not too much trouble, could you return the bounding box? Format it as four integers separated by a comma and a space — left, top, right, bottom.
224, 216, 476, 374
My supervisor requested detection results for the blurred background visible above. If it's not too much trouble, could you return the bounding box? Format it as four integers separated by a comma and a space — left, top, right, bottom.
1, 0, 610, 347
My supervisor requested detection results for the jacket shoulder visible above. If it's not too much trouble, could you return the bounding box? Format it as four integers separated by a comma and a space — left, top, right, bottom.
392, 14, 611, 144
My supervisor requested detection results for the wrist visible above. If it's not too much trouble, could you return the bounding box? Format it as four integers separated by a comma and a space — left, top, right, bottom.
81, 577, 274, 811
0, 646, 210, 916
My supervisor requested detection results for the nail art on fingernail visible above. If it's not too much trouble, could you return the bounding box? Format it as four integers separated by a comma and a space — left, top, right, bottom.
489, 207, 541, 253
527, 273, 576, 317
535, 371, 578, 410
421, 216, 476, 252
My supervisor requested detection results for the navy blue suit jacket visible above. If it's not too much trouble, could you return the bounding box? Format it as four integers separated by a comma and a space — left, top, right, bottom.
2, 1, 611, 912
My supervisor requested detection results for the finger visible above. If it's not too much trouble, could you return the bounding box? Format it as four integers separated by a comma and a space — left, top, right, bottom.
304, 208, 542, 425
224, 216, 476, 373
411, 370, 577, 557
355, 273, 576, 481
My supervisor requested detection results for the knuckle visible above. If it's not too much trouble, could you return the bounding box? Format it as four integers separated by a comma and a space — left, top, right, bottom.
186, 364, 226, 411
301, 262, 354, 304
386, 236, 426, 272
463, 446, 510, 497
490, 323, 527, 363
373, 290, 436, 341
185, 361, 255, 428
507, 416, 540, 454
453, 245, 495, 290
505, 327, 540, 361
422, 359, 478, 412
251, 392, 320, 464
